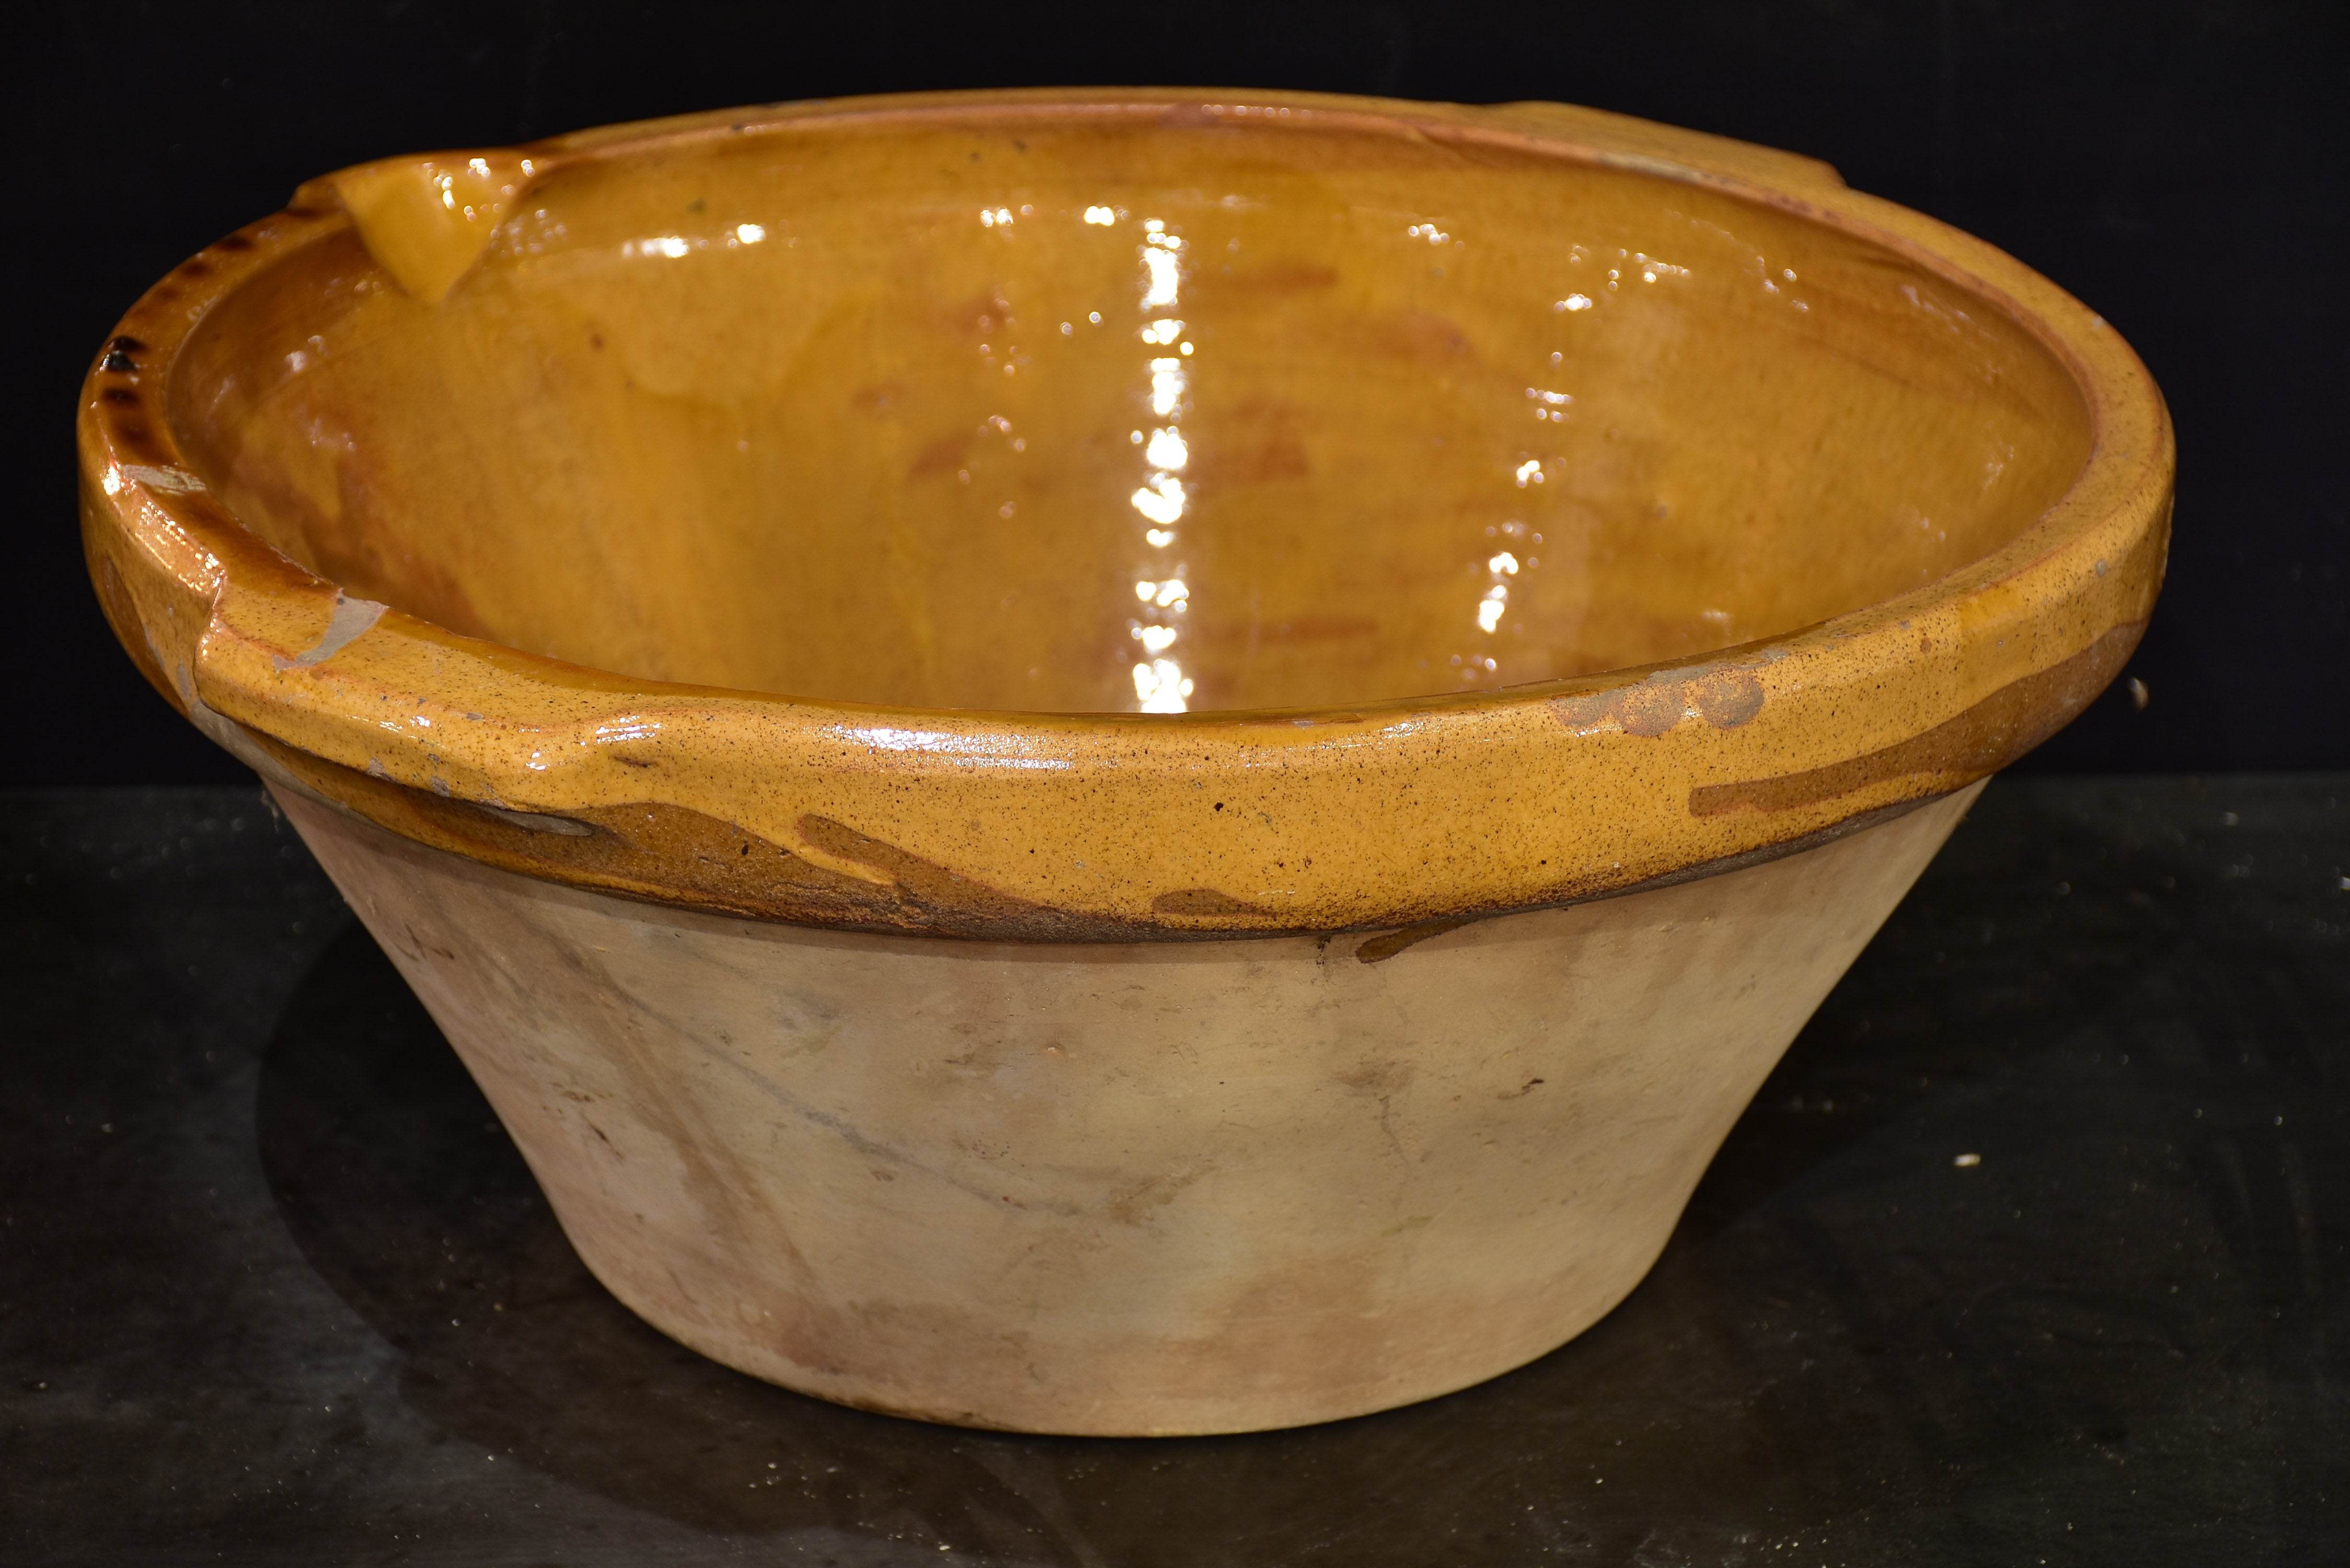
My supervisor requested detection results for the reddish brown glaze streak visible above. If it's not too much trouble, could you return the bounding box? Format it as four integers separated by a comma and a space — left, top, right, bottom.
1688, 621, 2145, 816
252, 736, 1190, 942
1354, 916, 1479, 963
1153, 887, 1276, 918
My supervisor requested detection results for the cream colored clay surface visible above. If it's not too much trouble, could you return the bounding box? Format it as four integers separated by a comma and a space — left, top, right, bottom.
278, 780, 1979, 1435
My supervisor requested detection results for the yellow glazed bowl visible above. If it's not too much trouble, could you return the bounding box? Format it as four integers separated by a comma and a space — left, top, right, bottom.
79, 89, 2170, 1435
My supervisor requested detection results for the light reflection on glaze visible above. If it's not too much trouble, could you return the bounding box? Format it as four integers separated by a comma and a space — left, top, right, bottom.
594, 716, 660, 745
1144, 428, 1188, 470
827, 724, 1075, 770
1526, 385, 1572, 423
483, 195, 1840, 710
619, 225, 768, 260
1128, 217, 1193, 712
1445, 235, 1709, 689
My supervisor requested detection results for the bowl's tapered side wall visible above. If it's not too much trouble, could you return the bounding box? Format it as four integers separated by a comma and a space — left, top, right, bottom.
270, 783, 1979, 1436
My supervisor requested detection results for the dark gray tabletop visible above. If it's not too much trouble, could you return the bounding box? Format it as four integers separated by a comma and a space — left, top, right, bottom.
3, 776, 2343, 1566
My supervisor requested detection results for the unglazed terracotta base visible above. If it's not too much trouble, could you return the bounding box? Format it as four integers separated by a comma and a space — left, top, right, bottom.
276, 779, 1978, 1435
79, 88, 2171, 1433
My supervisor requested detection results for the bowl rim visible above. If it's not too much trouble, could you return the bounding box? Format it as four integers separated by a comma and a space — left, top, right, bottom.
78, 86, 2172, 942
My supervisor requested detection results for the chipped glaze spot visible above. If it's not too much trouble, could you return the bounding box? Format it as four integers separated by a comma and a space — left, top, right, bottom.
271, 591, 387, 671
1548, 663, 1766, 737
120, 463, 207, 495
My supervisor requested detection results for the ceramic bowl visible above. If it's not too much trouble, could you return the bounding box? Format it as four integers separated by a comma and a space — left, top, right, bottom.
79, 89, 2169, 1435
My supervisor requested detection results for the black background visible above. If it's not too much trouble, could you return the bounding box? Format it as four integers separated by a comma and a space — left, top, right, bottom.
13, 1, 2345, 785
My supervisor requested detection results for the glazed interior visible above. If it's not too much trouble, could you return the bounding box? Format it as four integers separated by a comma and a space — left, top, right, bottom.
171, 113, 2093, 713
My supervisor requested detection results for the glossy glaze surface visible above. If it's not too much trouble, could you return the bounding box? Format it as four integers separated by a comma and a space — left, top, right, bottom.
79, 90, 2170, 939
177, 123, 2086, 714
